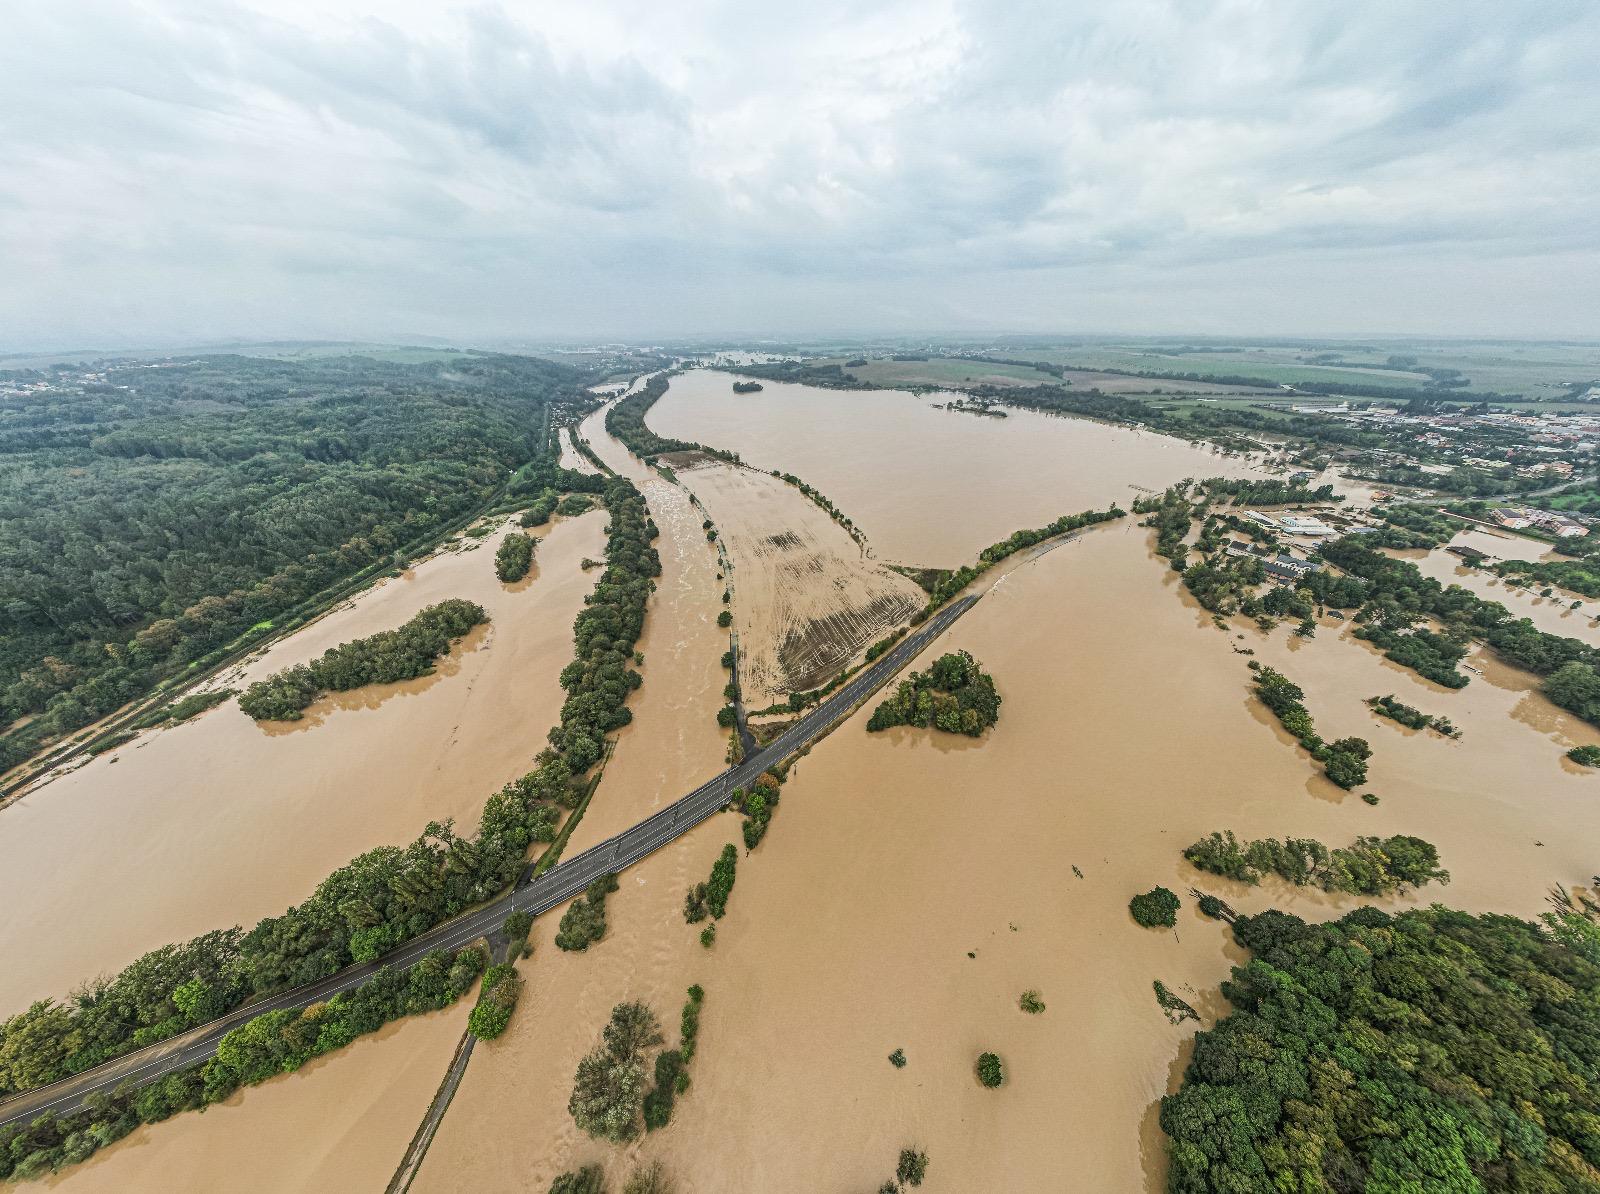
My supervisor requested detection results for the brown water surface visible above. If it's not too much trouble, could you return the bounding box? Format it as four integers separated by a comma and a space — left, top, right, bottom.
648, 368, 1267, 565
1392, 526, 1600, 642
50, 1004, 470, 1194
632, 526, 1599, 1192
413, 402, 734, 1191
29, 413, 1600, 1191
0, 512, 607, 1014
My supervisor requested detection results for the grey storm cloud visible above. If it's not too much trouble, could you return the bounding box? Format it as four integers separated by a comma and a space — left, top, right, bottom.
0, 0, 1596, 346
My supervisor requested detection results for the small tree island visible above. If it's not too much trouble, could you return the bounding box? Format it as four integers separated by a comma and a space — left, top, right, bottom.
732, 380, 764, 393
866, 650, 1001, 737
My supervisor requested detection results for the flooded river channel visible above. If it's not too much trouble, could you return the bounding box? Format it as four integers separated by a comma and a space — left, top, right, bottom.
30, 391, 1600, 1192
648, 368, 1265, 566
0, 511, 607, 1015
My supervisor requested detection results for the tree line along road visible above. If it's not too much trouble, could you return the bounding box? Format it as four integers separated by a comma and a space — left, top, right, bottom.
0, 592, 983, 1130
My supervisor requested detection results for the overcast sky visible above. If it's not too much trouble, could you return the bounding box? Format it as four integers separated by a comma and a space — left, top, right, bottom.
3, 0, 1597, 348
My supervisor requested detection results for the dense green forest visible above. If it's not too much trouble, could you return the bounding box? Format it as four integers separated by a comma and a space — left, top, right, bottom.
0, 352, 592, 771
867, 650, 1001, 736
1162, 903, 1600, 1191
0, 465, 659, 1115
236, 598, 487, 721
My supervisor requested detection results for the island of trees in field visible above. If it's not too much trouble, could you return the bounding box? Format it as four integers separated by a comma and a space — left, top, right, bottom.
867, 650, 1000, 737
236, 598, 487, 721
1162, 901, 1600, 1192
0, 351, 595, 773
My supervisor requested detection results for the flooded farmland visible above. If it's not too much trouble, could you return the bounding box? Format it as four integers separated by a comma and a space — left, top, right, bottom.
0, 511, 607, 1015
20, 393, 1600, 1194
413, 401, 735, 1191
559, 401, 730, 851
667, 456, 925, 707
647, 368, 1266, 565
630, 525, 1599, 1192
40, 399, 735, 1193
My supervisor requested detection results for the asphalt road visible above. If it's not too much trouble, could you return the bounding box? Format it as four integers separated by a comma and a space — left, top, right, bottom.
0, 592, 980, 1130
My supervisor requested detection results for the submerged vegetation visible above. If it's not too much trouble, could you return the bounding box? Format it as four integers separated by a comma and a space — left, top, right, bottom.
0, 460, 659, 1142
555, 873, 620, 952
236, 598, 487, 721
866, 650, 1000, 737
916, 506, 1124, 614
520, 488, 560, 528
467, 961, 523, 1040
737, 771, 782, 850
976, 1052, 1005, 1088
131, 686, 234, 729
0, 943, 489, 1181
1494, 556, 1600, 600
1183, 829, 1449, 895
1250, 664, 1371, 789
643, 984, 704, 1132
1153, 981, 1199, 1025
1313, 538, 1600, 726
495, 531, 536, 582
1130, 886, 1181, 928
605, 373, 738, 465
569, 1000, 664, 1143
1366, 693, 1461, 737
682, 844, 739, 922
1162, 903, 1600, 1192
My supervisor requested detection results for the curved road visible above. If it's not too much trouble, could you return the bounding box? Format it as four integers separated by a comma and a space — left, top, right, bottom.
0, 593, 980, 1130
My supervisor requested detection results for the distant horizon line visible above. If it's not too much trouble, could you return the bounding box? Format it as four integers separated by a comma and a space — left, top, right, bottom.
6, 330, 1600, 361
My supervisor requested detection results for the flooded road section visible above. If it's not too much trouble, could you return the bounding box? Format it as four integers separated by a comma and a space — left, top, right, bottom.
0, 511, 607, 1015
632, 525, 1598, 1193
647, 368, 1265, 566
669, 457, 925, 708
557, 426, 597, 473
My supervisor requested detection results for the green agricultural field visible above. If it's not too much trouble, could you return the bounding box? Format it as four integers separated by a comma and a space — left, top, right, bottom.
1010, 338, 1600, 398
824, 356, 1058, 389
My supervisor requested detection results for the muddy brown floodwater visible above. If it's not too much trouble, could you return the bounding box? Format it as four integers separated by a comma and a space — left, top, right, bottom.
46, 401, 731, 1194
0, 511, 607, 1016
50, 1003, 471, 1194
557, 426, 596, 473
627, 525, 1598, 1192
647, 368, 1267, 566
411, 402, 734, 1190
1391, 526, 1600, 643
32, 401, 1600, 1191
666, 455, 925, 708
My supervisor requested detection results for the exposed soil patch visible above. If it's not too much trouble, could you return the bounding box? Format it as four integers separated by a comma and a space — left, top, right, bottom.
672, 457, 924, 707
